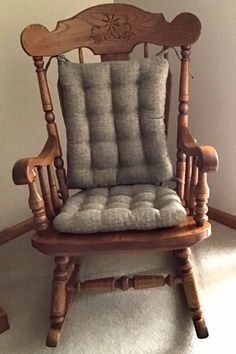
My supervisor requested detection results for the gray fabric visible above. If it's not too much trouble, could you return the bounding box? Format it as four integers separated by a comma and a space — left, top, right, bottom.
58, 55, 173, 189
53, 185, 186, 234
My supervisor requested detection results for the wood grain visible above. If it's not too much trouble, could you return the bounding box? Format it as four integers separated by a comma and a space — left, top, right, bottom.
32, 217, 211, 256
176, 45, 190, 200
0, 218, 33, 246
21, 4, 201, 57
33, 57, 69, 203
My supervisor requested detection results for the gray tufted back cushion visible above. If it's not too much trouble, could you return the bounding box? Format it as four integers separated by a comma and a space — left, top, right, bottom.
58, 55, 173, 189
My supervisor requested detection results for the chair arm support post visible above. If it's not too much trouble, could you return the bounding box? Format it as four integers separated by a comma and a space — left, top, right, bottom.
194, 172, 209, 226
12, 136, 59, 185
28, 178, 48, 232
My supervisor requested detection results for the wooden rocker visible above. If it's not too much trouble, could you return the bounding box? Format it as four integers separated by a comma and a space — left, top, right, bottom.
13, 3, 218, 347
0, 307, 9, 334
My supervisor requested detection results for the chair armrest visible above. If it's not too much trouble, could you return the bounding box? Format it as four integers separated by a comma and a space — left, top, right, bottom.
13, 136, 59, 185
178, 126, 219, 172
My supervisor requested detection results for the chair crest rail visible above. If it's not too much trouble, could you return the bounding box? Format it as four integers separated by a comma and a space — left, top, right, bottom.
21, 4, 201, 57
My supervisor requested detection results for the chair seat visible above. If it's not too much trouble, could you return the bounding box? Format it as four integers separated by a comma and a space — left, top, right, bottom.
53, 184, 186, 234
32, 217, 211, 256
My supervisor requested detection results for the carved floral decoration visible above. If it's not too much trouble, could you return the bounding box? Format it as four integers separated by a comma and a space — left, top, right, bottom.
89, 14, 135, 44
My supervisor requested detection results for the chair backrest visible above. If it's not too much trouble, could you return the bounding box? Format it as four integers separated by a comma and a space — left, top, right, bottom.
21, 3, 201, 204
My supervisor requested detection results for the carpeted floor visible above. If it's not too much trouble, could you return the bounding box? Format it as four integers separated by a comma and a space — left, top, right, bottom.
0, 221, 236, 354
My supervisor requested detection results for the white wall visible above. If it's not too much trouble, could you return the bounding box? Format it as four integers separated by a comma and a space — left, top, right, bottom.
115, 0, 236, 215
0, 0, 111, 230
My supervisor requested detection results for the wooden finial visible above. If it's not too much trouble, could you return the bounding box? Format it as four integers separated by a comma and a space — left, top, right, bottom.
73, 274, 183, 294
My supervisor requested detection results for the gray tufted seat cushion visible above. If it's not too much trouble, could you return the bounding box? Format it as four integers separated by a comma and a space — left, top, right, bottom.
53, 185, 186, 234
58, 55, 173, 189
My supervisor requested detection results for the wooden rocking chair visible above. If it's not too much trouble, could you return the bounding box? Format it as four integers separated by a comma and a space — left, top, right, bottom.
13, 3, 218, 347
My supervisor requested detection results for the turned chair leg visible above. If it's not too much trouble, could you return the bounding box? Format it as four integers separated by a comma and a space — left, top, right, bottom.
46, 256, 80, 347
174, 248, 209, 339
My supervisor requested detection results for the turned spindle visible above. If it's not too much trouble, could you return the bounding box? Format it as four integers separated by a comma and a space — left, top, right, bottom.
75, 274, 182, 293
176, 46, 191, 201
33, 56, 69, 204
28, 179, 48, 231
54, 157, 69, 203
194, 172, 209, 226
47, 164, 60, 214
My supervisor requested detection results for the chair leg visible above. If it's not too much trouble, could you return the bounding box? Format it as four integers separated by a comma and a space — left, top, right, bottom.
46, 256, 80, 347
174, 248, 209, 339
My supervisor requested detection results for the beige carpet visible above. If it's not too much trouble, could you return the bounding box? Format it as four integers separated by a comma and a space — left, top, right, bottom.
0, 221, 236, 354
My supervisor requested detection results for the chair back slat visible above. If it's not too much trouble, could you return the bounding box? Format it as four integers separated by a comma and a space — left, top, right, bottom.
101, 53, 130, 61
144, 43, 148, 58
189, 156, 199, 216
47, 164, 61, 214
78, 47, 84, 63
37, 166, 55, 219
184, 155, 193, 209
